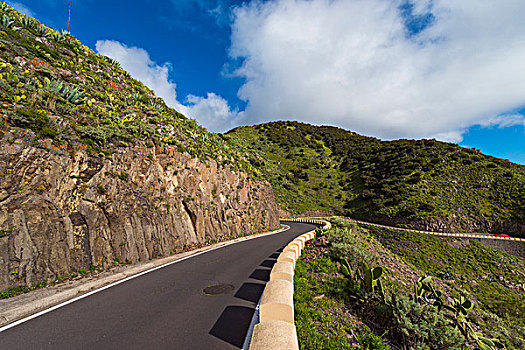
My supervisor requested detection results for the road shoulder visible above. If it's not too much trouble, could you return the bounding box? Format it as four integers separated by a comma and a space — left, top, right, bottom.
0, 225, 289, 329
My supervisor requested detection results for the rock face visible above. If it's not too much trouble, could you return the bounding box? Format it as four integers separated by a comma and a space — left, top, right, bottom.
0, 137, 279, 290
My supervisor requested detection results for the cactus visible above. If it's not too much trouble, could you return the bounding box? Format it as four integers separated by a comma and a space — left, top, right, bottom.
338, 259, 385, 300
475, 334, 505, 350
357, 261, 385, 299
340, 259, 352, 278
441, 295, 475, 338
413, 275, 445, 310
446, 295, 473, 317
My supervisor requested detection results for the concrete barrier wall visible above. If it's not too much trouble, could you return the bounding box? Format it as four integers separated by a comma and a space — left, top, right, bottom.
249, 218, 331, 350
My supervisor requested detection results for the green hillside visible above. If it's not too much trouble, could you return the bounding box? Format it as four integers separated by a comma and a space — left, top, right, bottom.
294, 218, 525, 349
0, 3, 251, 173
225, 121, 525, 235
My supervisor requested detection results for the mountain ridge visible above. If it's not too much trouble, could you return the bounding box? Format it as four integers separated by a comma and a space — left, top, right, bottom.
225, 121, 525, 236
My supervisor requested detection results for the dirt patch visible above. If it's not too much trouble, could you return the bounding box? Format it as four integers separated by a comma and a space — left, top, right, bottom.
445, 239, 471, 249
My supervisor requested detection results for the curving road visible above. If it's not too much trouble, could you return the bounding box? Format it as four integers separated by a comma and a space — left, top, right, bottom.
0, 221, 319, 350
341, 217, 525, 242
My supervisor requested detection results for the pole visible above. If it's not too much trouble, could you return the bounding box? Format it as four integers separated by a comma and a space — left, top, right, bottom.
67, 1, 71, 33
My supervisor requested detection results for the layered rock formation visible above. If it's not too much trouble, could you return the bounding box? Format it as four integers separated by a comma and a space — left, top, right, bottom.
0, 132, 279, 290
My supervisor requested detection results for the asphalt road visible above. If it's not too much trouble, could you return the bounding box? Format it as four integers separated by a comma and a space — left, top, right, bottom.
0, 221, 318, 350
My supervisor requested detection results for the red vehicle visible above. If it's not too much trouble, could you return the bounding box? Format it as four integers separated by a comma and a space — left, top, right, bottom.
495, 233, 510, 238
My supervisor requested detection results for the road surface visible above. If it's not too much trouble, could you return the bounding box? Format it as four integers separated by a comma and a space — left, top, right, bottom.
0, 221, 318, 350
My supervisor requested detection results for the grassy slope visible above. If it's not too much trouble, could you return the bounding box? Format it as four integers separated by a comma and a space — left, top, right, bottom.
225, 121, 525, 234
294, 218, 525, 349
0, 3, 253, 173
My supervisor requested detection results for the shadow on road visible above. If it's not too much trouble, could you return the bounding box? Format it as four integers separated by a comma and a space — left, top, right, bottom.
234, 282, 265, 303
209, 306, 255, 348
260, 259, 276, 268
249, 269, 270, 282
209, 251, 280, 348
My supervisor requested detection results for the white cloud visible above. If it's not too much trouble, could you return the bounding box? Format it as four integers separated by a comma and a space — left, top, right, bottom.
181, 93, 241, 132
7, 1, 34, 17
96, 40, 179, 107
433, 130, 465, 143
478, 114, 525, 129
229, 0, 525, 139
95, 40, 239, 132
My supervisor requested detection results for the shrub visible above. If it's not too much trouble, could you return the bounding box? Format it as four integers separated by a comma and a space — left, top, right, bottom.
358, 325, 391, 350
390, 294, 465, 350
10, 108, 49, 132
327, 227, 376, 266
38, 125, 57, 139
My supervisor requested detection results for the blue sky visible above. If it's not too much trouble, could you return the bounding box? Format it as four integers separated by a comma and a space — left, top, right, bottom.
8, 0, 525, 165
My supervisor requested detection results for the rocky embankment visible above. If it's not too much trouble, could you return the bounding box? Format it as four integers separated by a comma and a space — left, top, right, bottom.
0, 133, 279, 290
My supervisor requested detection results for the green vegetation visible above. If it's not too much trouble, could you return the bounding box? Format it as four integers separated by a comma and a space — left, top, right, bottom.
0, 3, 254, 174
365, 223, 525, 349
226, 121, 525, 235
0, 281, 46, 299
294, 218, 524, 349
0, 225, 15, 237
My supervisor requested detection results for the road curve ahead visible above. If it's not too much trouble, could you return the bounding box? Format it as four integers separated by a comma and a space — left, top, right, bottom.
0, 221, 317, 350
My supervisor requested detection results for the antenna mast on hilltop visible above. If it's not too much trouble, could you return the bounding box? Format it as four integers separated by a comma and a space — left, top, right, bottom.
67, 1, 71, 33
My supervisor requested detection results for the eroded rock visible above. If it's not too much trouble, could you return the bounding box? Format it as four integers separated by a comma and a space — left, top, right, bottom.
0, 141, 279, 289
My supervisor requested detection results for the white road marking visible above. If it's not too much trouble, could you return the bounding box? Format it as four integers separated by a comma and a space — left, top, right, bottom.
0, 224, 292, 333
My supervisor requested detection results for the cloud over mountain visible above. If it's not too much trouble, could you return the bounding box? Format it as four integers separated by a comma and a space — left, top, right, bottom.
230, 0, 525, 141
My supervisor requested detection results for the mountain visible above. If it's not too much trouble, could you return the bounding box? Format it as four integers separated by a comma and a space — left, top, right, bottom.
0, 4, 278, 292
225, 121, 525, 236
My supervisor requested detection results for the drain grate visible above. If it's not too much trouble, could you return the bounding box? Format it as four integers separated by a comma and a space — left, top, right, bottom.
203, 284, 235, 295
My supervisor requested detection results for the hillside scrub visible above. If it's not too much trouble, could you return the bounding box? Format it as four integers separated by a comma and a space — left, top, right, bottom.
0, 3, 255, 174
226, 122, 525, 235
294, 217, 524, 349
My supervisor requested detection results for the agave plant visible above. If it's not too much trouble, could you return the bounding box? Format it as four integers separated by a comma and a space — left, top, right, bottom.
0, 1, 11, 12
65, 87, 84, 104
34, 25, 49, 37
50, 32, 64, 43
45, 78, 63, 93
149, 101, 165, 113
44, 78, 84, 105
21, 16, 35, 29
1, 14, 19, 30
100, 55, 121, 68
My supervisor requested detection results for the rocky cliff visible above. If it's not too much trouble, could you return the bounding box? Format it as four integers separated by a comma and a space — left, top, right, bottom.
0, 130, 279, 290
0, 5, 280, 291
